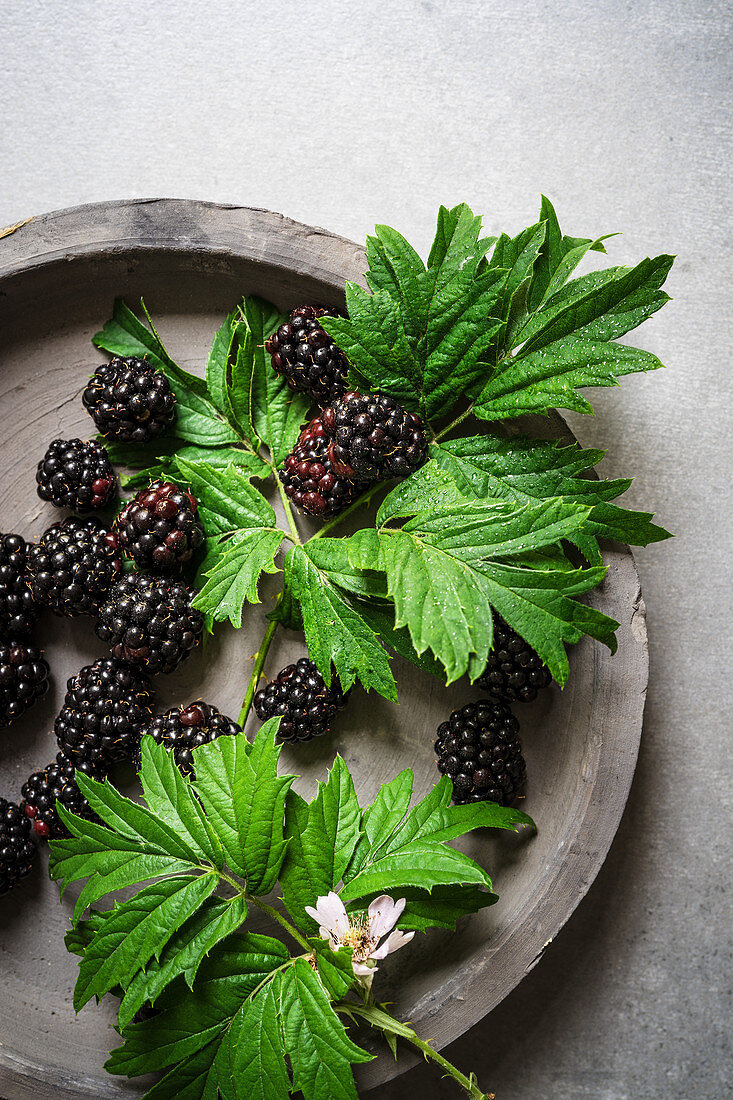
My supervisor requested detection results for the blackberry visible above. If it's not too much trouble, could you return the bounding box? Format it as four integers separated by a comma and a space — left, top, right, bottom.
434, 699, 526, 806
95, 572, 204, 674
0, 797, 36, 896
82, 356, 176, 443
21, 751, 103, 840
322, 391, 428, 481
27, 516, 121, 617
254, 658, 349, 743
477, 617, 552, 703
115, 480, 205, 571
265, 306, 349, 406
36, 438, 117, 512
0, 639, 50, 728
55, 658, 155, 767
0, 533, 38, 637
280, 416, 368, 518
137, 701, 240, 776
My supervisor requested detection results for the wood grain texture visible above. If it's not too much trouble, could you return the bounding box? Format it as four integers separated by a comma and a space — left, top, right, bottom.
0, 200, 647, 1098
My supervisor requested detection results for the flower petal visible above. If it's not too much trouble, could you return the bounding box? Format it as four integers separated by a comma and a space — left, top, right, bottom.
306, 892, 350, 938
352, 960, 375, 976
370, 928, 415, 960
367, 894, 405, 939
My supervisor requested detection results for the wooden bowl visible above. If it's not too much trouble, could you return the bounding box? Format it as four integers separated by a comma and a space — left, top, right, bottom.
0, 201, 647, 1098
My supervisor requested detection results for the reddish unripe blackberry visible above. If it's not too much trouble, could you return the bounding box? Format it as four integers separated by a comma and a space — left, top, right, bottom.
82, 356, 176, 443
254, 658, 349, 743
266, 306, 349, 406
0, 533, 38, 638
27, 516, 121, 617
280, 416, 368, 518
0, 797, 36, 896
136, 700, 241, 775
95, 572, 204, 674
55, 658, 155, 767
477, 617, 552, 703
0, 639, 50, 729
116, 481, 205, 572
21, 751, 103, 840
36, 438, 117, 512
322, 391, 428, 481
434, 699, 526, 806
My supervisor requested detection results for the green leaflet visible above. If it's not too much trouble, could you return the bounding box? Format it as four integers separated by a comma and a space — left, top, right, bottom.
218, 984, 290, 1100
174, 458, 276, 536
192, 529, 284, 625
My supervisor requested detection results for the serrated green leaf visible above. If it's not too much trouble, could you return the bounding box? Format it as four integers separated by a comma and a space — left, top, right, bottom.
311, 941, 356, 999
280, 756, 361, 929
138, 737, 223, 867
174, 458, 276, 535
351, 884, 498, 933
139, 1039, 221, 1100
276, 959, 371, 1100
191, 529, 283, 626
286, 545, 397, 699
303, 538, 389, 599
346, 769, 414, 881
526, 195, 608, 312
205, 307, 241, 417
339, 838, 493, 900
218, 984, 290, 1100
119, 894, 247, 1028
75, 875, 217, 1009
191, 722, 294, 893
350, 599, 446, 679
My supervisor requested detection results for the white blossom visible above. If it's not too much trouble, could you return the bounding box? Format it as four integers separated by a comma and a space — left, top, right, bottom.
305, 891, 414, 987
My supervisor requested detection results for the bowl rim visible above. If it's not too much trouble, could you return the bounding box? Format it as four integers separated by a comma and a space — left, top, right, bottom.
0, 198, 647, 1097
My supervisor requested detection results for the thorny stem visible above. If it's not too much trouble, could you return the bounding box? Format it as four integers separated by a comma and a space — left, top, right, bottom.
238, 616, 279, 727
249, 896, 312, 953
432, 403, 476, 443
345, 1002, 492, 1100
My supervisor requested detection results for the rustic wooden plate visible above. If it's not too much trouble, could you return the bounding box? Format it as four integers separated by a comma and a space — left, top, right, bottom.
0, 201, 647, 1099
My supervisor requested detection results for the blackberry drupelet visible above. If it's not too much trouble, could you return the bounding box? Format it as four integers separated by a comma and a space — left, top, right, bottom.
0, 533, 38, 637
21, 751, 103, 840
322, 391, 428, 481
280, 416, 368, 518
55, 658, 155, 767
254, 657, 349, 743
0, 797, 36, 896
115, 480, 205, 571
27, 516, 121, 617
477, 616, 552, 703
265, 306, 349, 406
0, 639, 49, 728
137, 701, 240, 776
95, 572, 204, 674
82, 356, 176, 443
434, 699, 526, 806
36, 438, 117, 512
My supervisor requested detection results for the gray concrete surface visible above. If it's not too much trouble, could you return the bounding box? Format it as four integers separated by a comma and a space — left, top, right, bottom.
1, 1, 731, 1097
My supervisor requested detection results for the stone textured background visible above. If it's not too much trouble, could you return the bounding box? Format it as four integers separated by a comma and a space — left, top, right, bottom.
2, 2, 730, 1096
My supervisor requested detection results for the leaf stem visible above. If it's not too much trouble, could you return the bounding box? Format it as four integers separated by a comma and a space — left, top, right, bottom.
249, 896, 312, 953
238, 616, 279, 727
432, 403, 476, 443
344, 1002, 493, 1099
307, 482, 386, 541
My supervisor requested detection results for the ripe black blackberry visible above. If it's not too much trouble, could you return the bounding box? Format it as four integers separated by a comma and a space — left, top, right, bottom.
477, 617, 552, 703
0, 797, 36, 896
36, 438, 117, 512
254, 658, 349, 743
322, 392, 428, 481
0, 639, 50, 728
0, 533, 38, 637
280, 416, 368, 518
95, 572, 204, 674
115, 480, 205, 571
137, 701, 240, 776
27, 516, 121, 617
434, 699, 526, 806
21, 751, 103, 840
55, 658, 155, 767
266, 306, 349, 406
82, 356, 176, 443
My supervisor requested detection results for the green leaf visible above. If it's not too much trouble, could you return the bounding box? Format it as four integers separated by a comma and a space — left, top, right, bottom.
119, 893, 247, 1028
276, 958, 371, 1100
218, 984, 290, 1100
138, 737, 223, 867
352, 884, 498, 933
351, 599, 446, 679
139, 1040, 220, 1100
191, 529, 283, 626
75, 874, 217, 1009
241, 295, 310, 465
474, 337, 663, 421
311, 942, 356, 999
174, 458, 276, 536
205, 307, 241, 418
191, 721, 294, 893
526, 195, 609, 312
285, 545, 397, 699
280, 756, 361, 929
303, 538, 389, 599
346, 769, 414, 880
93, 299, 241, 446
